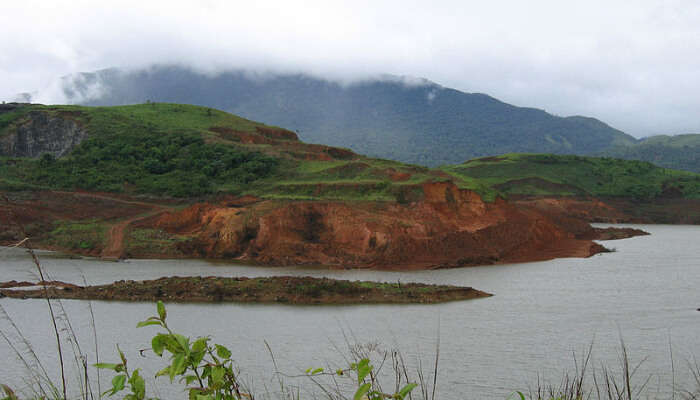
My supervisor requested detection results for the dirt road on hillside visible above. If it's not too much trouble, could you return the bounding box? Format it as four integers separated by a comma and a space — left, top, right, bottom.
52, 192, 173, 260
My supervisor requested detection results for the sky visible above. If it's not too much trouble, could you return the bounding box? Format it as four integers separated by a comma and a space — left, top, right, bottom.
2, 0, 699, 137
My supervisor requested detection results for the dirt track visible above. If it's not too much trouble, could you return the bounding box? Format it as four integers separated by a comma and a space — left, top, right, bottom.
53, 191, 173, 260
100, 209, 170, 260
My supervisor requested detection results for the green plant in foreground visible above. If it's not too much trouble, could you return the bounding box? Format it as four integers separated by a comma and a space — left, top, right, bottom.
304, 357, 417, 400
96, 302, 419, 400
97, 301, 248, 400
347, 358, 416, 400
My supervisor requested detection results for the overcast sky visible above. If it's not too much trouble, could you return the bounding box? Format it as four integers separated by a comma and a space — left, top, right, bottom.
2, 0, 699, 137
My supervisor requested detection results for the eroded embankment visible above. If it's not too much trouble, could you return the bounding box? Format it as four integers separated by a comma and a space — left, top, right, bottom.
133, 182, 621, 269
0, 183, 648, 269
0, 276, 491, 304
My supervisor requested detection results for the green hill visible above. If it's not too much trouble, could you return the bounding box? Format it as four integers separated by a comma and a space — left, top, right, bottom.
2, 103, 698, 205
441, 153, 700, 201
0, 103, 437, 201
601, 134, 700, 173
47, 66, 636, 166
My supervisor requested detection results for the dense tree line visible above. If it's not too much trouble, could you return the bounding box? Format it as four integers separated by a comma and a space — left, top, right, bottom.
26, 132, 278, 197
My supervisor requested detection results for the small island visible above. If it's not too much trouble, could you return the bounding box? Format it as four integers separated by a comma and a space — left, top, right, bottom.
0, 276, 491, 305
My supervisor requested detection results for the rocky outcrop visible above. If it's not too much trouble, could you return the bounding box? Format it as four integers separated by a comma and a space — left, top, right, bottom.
0, 110, 88, 158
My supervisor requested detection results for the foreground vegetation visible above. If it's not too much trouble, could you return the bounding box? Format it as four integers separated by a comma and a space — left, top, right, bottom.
3, 299, 700, 400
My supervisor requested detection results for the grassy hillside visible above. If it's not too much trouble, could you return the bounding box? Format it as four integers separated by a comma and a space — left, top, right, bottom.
0, 104, 280, 197
0, 103, 440, 201
55, 66, 636, 166
602, 133, 700, 173
442, 153, 700, 200
2, 104, 699, 204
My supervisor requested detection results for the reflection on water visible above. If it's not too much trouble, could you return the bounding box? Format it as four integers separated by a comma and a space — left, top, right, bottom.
1, 224, 699, 399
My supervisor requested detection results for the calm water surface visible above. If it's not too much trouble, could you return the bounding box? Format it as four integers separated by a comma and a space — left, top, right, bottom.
1, 224, 699, 399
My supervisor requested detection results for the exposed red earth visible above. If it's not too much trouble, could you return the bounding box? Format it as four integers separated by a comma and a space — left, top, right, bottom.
0, 183, 646, 270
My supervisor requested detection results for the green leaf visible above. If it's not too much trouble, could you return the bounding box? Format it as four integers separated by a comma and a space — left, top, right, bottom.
157, 301, 166, 321
190, 349, 206, 366
174, 334, 190, 353
211, 366, 225, 385
312, 367, 324, 375
94, 363, 121, 371
397, 383, 418, 399
110, 374, 126, 395
354, 383, 371, 400
356, 358, 372, 384
152, 334, 166, 357
155, 366, 170, 379
215, 344, 231, 359
137, 320, 163, 328
170, 353, 186, 382
163, 335, 182, 354
129, 369, 146, 399
201, 365, 211, 379
191, 337, 208, 353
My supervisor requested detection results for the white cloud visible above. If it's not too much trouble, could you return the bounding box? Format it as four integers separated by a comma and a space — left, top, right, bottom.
1, 0, 700, 136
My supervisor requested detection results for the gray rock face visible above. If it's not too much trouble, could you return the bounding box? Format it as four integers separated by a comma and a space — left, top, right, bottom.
0, 111, 88, 158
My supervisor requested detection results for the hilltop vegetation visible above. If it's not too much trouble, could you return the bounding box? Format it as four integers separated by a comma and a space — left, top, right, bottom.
54, 66, 636, 166
0, 104, 279, 197
602, 133, 700, 173
2, 104, 700, 205
442, 153, 700, 201
0, 103, 438, 201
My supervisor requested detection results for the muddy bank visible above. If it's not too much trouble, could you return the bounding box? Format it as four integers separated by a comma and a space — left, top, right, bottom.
589, 227, 650, 241
0, 276, 491, 305
514, 196, 700, 225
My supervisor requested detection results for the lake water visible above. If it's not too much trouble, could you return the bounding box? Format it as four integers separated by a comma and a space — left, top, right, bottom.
1, 224, 699, 399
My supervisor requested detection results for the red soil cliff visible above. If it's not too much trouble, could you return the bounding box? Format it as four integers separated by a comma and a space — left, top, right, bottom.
135, 182, 607, 269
